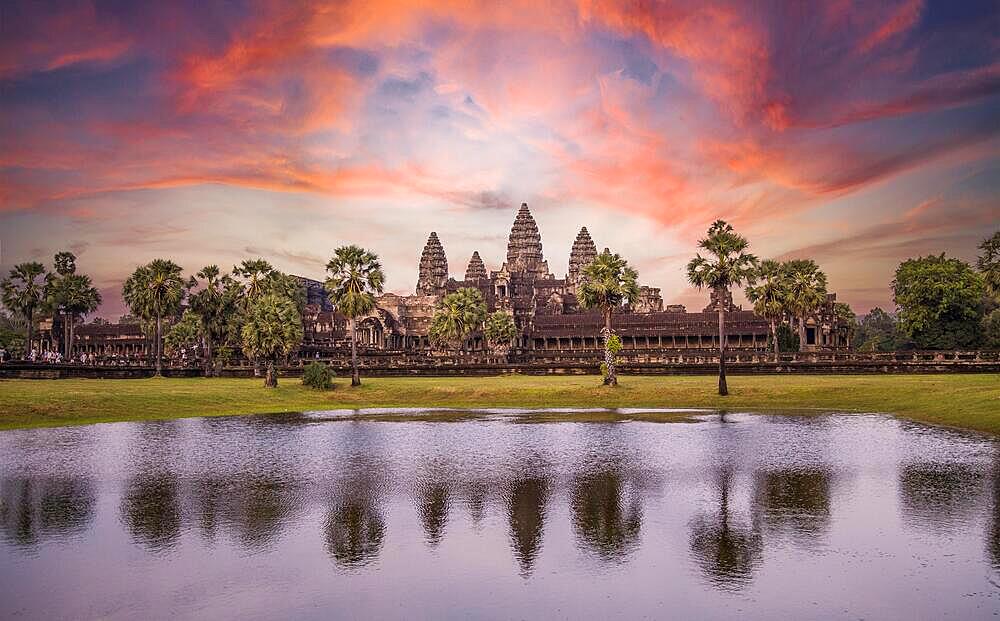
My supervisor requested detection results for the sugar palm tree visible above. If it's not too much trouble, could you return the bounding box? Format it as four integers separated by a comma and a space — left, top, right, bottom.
782, 259, 828, 352
430, 287, 488, 352
122, 259, 186, 375
1, 262, 48, 358
188, 265, 239, 375
687, 220, 756, 396
484, 310, 519, 358
745, 259, 788, 361
325, 246, 385, 387
48, 273, 102, 359
241, 293, 304, 387
233, 258, 276, 303
577, 250, 640, 387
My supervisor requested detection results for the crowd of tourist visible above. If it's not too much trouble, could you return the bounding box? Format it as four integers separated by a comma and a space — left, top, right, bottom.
0, 347, 152, 366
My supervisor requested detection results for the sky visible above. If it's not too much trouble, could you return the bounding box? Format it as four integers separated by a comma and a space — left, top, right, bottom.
1, 0, 998, 319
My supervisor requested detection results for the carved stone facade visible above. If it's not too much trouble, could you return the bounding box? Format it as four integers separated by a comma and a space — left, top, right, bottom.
416, 232, 449, 294
567, 226, 597, 287
292, 202, 848, 356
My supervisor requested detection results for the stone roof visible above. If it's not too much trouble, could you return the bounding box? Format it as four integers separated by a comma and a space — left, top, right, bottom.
417, 232, 448, 294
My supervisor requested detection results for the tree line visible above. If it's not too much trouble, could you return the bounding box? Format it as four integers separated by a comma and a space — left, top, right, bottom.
2, 230, 998, 391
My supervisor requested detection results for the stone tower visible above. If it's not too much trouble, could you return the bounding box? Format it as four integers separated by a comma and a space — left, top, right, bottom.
465, 251, 487, 281
506, 203, 549, 276
417, 232, 448, 294
567, 226, 598, 286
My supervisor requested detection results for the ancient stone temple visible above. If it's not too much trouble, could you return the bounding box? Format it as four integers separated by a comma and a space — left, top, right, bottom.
291, 202, 851, 359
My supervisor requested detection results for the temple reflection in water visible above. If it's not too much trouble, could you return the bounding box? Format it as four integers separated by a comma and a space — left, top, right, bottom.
2, 412, 1000, 618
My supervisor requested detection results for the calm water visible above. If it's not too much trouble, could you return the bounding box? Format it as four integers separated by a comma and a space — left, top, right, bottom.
2, 409, 999, 619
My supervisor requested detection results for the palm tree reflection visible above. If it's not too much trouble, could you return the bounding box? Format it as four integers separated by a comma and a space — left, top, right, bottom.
507, 476, 549, 576
418, 482, 450, 547
571, 468, 641, 563
753, 467, 831, 546
120, 472, 182, 552
0, 476, 96, 548
325, 480, 386, 570
688, 466, 762, 591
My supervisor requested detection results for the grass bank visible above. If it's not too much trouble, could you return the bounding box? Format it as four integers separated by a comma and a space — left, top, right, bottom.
1, 374, 998, 434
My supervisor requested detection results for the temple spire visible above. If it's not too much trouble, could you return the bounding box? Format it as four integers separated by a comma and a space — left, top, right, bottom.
506, 203, 548, 276
567, 226, 597, 286
465, 251, 487, 281
417, 232, 448, 294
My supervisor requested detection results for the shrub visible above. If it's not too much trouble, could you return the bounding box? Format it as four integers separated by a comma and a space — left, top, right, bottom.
302, 361, 335, 390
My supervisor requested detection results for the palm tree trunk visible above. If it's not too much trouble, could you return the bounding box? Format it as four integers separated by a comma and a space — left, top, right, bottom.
204, 333, 213, 377
770, 319, 779, 361
155, 311, 162, 375
797, 316, 806, 352
603, 307, 617, 386
265, 359, 277, 388
717, 307, 728, 396
350, 318, 360, 386
25, 308, 34, 360
68, 313, 75, 360
63, 312, 70, 358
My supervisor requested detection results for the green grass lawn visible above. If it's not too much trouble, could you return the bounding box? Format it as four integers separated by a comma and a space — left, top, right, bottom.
1, 373, 998, 434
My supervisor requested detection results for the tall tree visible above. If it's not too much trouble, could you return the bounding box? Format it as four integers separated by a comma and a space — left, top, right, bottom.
978, 231, 1000, 301
122, 259, 186, 375
47, 273, 102, 358
429, 288, 487, 352
833, 302, 857, 349
484, 310, 519, 358
856, 307, 903, 352
745, 259, 788, 360
782, 259, 828, 352
164, 310, 205, 362
892, 253, 984, 349
48, 251, 78, 356
187, 265, 239, 375
240, 293, 303, 387
1, 262, 48, 358
687, 221, 756, 396
325, 246, 385, 387
578, 250, 640, 387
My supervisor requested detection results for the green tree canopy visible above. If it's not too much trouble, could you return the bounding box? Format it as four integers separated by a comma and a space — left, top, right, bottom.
484, 310, 519, 355
46, 272, 102, 358
430, 287, 487, 351
164, 310, 204, 359
687, 220, 756, 395
892, 253, 985, 349
981, 309, 1000, 350
834, 302, 857, 349
187, 265, 240, 373
122, 259, 186, 374
782, 259, 828, 351
977, 231, 1000, 300
240, 293, 304, 387
855, 307, 905, 352
325, 245, 385, 386
745, 258, 788, 359
579, 249, 640, 386
1, 262, 48, 357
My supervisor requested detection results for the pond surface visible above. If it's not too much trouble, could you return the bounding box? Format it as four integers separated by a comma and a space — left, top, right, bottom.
2, 409, 999, 619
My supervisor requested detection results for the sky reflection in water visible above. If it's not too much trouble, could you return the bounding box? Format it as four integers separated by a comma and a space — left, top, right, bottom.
1, 411, 998, 619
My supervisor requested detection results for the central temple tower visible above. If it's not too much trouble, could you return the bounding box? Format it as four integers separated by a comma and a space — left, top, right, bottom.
505, 203, 549, 277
